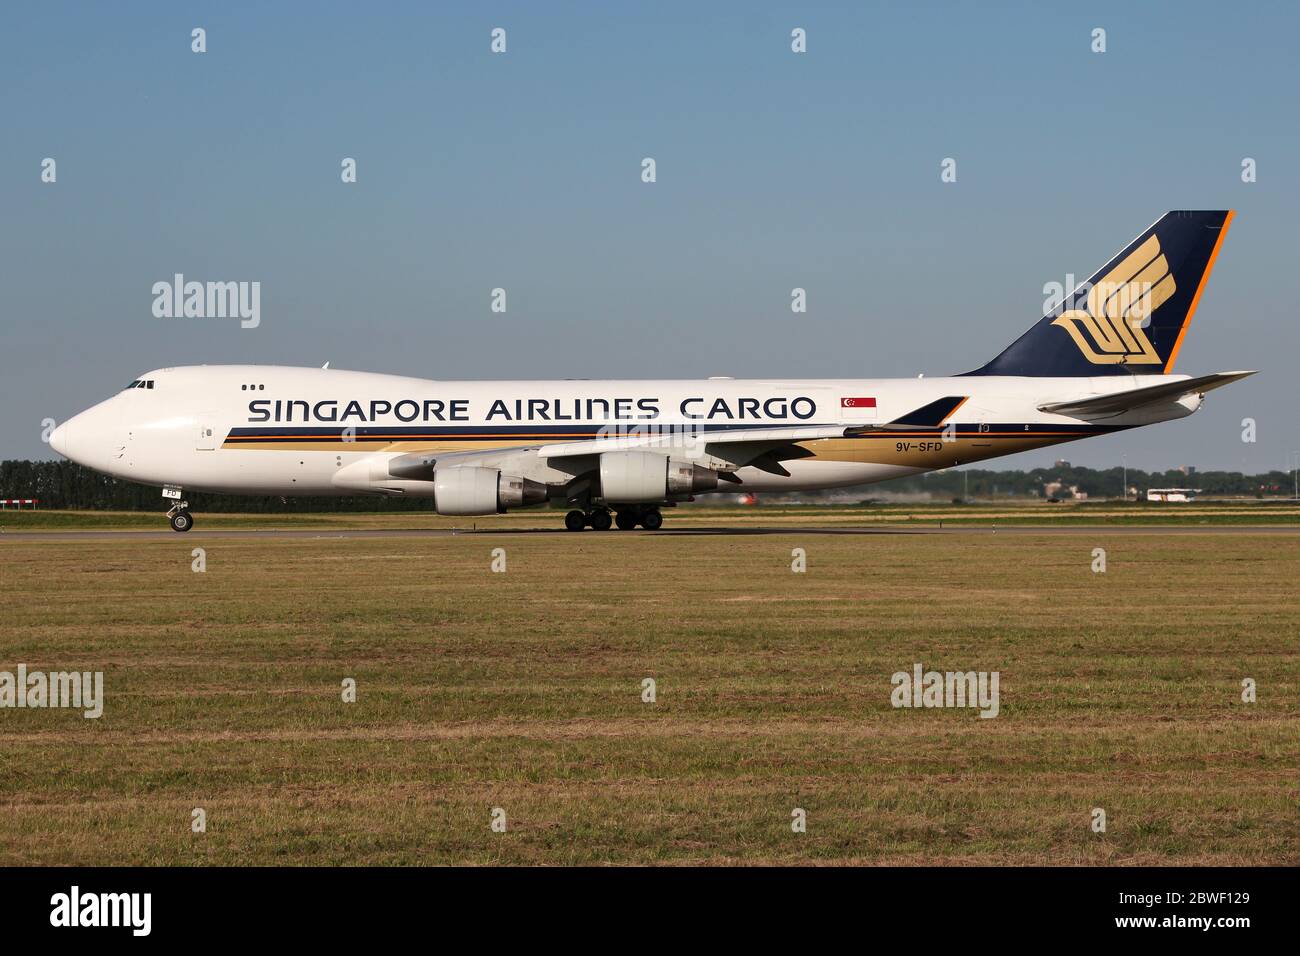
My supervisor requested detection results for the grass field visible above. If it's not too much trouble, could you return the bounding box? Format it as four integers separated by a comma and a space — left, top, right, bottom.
1, 517, 1297, 864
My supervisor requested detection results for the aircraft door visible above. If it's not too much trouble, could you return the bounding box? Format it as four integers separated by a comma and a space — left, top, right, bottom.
196, 416, 219, 451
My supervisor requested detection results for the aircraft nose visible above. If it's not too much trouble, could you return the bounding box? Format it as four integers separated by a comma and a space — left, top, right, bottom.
49, 419, 73, 458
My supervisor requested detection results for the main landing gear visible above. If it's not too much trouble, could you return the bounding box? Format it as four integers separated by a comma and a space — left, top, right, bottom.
564, 506, 663, 532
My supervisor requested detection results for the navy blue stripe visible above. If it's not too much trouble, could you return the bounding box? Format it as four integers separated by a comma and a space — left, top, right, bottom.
227, 422, 816, 439
224, 422, 1117, 442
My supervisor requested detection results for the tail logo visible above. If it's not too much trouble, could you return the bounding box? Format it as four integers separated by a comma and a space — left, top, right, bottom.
1050, 234, 1176, 365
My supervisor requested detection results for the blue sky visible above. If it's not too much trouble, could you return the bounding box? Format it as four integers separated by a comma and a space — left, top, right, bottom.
2, 1, 1297, 471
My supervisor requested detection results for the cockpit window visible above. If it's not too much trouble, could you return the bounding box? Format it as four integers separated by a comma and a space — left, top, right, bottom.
123, 379, 155, 390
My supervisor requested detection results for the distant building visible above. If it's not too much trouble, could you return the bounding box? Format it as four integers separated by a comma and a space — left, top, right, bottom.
1054, 459, 1071, 468
1178, 465, 1197, 475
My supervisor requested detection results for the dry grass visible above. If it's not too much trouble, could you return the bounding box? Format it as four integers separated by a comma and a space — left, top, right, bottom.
0, 529, 1297, 864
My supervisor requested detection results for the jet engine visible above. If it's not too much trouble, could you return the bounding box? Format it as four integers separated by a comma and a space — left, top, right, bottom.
598, 451, 718, 503
433, 466, 547, 515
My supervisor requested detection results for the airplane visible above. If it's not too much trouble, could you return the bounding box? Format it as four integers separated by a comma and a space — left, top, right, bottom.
49, 210, 1253, 533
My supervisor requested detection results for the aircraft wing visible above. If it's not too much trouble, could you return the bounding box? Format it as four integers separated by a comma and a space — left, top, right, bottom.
378, 396, 969, 482
1037, 371, 1256, 417
537, 423, 853, 459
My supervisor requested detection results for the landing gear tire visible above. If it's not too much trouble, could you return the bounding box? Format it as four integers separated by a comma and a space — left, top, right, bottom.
615, 511, 638, 531
564, 510, 586, 532
169, 510, 194, 533
589, 509, 613, 532
640, 509, 663, 531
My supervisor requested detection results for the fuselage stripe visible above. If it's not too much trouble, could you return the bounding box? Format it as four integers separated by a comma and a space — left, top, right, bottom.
222, 423, 1112, 444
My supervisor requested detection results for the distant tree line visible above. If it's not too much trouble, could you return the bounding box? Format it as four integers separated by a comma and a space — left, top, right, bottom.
0, 459, 434, 512
0, 458, 1294, 511
870, 465, 1295, 500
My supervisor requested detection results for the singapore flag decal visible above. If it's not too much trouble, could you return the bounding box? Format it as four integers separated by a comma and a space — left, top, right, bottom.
840, 396, 877, 421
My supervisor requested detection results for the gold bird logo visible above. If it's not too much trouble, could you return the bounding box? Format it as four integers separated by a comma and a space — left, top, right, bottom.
1052, 234, 1175, 364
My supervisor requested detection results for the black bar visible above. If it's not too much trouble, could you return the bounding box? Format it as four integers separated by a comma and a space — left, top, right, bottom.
1, 866, 1284, 942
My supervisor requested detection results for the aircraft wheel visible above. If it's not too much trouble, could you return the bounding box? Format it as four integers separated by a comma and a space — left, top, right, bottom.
615, 511, 638, 531
640, 509, 663, 531
170, 511, 194, 533
589, 509, 613, 532
564, 510, 586, 532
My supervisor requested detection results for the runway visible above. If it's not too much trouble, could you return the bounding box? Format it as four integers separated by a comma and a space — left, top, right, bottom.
4, 524, 1300, 541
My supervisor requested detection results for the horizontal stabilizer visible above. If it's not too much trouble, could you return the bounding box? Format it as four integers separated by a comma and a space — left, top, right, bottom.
1038, 371, 1256, 417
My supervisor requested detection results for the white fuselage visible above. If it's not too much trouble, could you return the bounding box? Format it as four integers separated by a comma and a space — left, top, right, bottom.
50, 365, 1199, 503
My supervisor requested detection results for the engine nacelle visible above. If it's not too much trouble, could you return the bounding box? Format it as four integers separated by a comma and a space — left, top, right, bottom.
433, 467, 547, 515
599, 451, 719, 503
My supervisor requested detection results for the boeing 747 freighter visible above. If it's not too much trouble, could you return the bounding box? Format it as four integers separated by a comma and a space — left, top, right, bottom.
50, 211, 1252, 531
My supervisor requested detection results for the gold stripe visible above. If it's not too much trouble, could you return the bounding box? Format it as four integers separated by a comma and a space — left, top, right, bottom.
800, 434, 1095, 468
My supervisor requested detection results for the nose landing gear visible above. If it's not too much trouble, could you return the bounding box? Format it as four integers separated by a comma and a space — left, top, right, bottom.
164, 489, 193, 532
